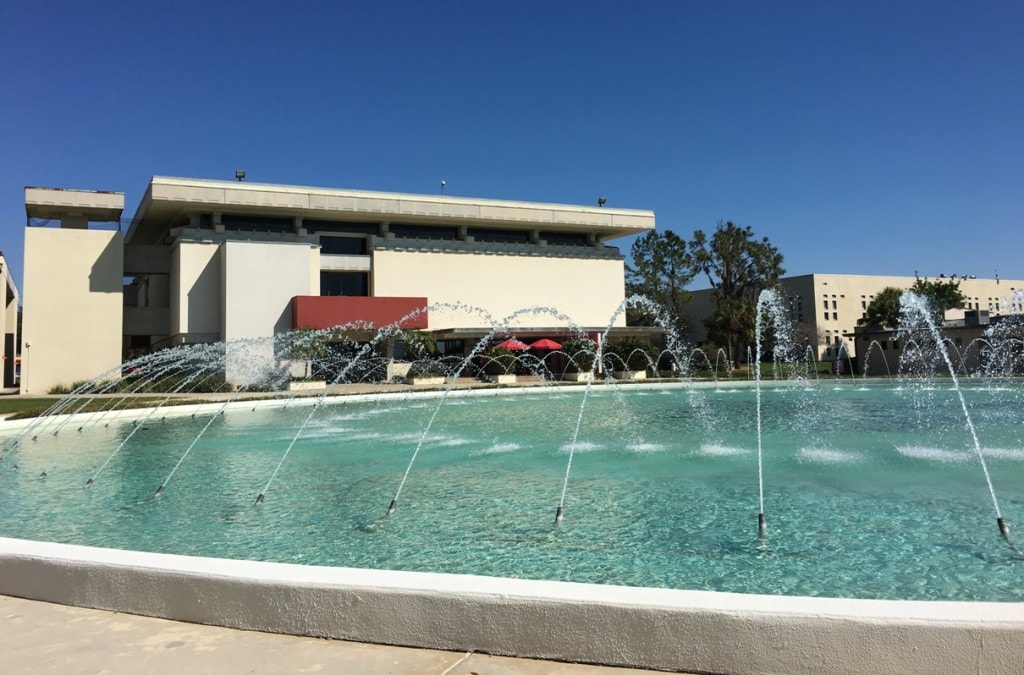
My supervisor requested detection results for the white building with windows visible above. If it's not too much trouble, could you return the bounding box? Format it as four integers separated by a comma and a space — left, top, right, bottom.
687, 273, 1024, 360
21, 177, 656, 393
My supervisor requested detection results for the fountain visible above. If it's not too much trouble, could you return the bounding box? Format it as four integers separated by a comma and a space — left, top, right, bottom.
1, 295, 1023, 672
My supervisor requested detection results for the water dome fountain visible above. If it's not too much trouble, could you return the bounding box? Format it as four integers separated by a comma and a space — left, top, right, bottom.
1, 295, 1022, 673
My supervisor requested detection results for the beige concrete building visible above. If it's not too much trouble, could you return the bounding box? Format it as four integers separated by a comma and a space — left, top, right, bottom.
0, 251, 18, 388
687, 273, 1024, 361
22, 177, 654, 391
22, 188, 125, 394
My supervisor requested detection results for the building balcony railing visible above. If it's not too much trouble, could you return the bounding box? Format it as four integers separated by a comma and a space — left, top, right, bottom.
292, 296, 428, 331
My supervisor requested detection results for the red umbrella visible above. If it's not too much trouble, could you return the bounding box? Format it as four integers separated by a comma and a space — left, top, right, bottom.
528, 338, 562, 350
494, 339, 530, 351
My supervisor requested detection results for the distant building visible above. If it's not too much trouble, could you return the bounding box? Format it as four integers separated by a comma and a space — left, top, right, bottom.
687, 273, 1024, 361
21, 177, 655, 393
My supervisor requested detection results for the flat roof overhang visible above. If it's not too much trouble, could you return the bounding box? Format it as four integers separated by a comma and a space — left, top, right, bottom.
126, 177, 655, 245
25, 186, 124, 223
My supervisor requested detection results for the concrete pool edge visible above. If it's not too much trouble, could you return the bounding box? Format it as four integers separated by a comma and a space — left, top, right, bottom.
1, 537, 1022, 673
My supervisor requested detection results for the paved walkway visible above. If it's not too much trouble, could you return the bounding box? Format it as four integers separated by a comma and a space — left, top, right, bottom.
1, 595, 664, 674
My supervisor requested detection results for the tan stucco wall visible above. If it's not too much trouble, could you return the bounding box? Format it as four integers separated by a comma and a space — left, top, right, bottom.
0, 256, 19, 387
221, 241, 318, 383
221, 241, 318, 341
21, 228, 123, 394
372, 250, 626, 330
171, 241, 221, 342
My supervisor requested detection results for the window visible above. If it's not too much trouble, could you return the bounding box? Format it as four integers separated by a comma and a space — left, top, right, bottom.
306, 220, 380, 235
320, 272, 368, 297
390, 224, 459, 240
221, 214, 293, 232
824, 312, 830, 321
319, 236, 368, 256
541, 231, 589, 246
832, 312, 838, 320
468, 228, 531, 244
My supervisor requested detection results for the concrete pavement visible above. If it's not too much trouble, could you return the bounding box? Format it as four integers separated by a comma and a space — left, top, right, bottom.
1, 595, 664, 674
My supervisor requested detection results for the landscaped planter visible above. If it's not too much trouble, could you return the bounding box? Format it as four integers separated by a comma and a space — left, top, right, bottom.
562, 372, 593, 382
410, 377, 446, 386
486, 374, 517, 384
288, 380, 327, 391
613, 370, 647, 380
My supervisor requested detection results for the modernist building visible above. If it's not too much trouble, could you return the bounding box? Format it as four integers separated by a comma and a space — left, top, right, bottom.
0, 252, 18, 388
687, 273, 1024, 361
21, 177, 655, 393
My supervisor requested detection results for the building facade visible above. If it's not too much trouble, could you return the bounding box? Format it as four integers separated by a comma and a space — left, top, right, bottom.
687, 273, 1024, 361
22, 177, 655, 392
0, 252, 18, 388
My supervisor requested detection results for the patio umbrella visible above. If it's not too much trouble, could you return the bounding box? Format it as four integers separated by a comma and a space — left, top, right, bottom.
494, 338, 530, 350
528, 338, 562, 350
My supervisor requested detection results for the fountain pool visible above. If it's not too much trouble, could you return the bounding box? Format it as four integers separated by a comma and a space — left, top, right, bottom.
2, 381, 1022, 603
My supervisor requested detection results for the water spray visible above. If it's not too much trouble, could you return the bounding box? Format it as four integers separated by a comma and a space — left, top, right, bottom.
900, 292, 1017, 553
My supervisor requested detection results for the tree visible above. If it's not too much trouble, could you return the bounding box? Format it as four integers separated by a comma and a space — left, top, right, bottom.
911, 278, 967, 319
858, 286, 904, 328
401, 329, 436, 359
690, 221, 785, 364
625, 230, 695, 332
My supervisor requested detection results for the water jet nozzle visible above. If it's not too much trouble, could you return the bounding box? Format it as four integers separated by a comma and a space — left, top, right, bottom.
84, 478, 94, 489
253, 493, 265, 507
998, 517, 1011, 543
386, 499, 398, 517
758, 513, 767, 539
555, 506, 564, 526
39, 471, 46, 478
155, 485, 164, 497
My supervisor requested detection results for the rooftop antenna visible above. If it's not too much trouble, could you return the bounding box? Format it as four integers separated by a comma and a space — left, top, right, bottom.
440, 180, 446, 195
597, 197, 606, 207
235, 170, 246, 182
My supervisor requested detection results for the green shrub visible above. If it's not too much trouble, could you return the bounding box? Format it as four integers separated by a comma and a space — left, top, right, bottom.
484, 347, 517, 375
408, 360, 445, 378
561, 337, 596, 372
603, 337, 658, 372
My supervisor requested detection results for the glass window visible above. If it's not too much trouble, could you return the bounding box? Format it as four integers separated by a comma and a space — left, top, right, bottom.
320, 236, 368, 255
540, 231, 588, 246
468, 228, 531, 244
320, 272, 368, 297
306, 220, 380, 235
390, 224, 459, 240
221, 214, 293, 232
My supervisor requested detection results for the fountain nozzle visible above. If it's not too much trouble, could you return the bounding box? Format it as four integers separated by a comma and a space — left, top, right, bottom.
555, 506, 564, 526
998, 517, 1011, 543
253, 493, 265, 507
155, 485, 164, 497
84, 478, 94, 489
386, 499, 398, 517
758, 513, 767, 539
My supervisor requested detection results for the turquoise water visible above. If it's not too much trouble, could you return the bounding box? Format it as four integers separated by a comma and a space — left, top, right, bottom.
2, 381, 1023, 601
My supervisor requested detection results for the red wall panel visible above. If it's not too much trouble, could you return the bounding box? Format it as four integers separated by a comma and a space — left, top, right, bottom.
292, 296, 428, 330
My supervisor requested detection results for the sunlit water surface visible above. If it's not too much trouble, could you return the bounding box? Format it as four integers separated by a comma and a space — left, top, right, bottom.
2, 381, 1022, 602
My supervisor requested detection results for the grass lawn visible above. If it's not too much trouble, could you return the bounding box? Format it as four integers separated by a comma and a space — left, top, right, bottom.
0, 397, 180, 420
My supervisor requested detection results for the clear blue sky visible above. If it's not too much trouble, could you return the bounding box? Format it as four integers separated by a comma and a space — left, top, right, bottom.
2, 1, 1022, 291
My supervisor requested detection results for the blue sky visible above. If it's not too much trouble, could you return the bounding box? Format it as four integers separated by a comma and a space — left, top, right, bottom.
2, 1, 1021, 290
